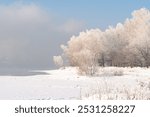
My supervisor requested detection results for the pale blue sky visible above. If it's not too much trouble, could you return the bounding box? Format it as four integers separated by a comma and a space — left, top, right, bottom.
0, 0, 150, 71
0, 0, 150, 29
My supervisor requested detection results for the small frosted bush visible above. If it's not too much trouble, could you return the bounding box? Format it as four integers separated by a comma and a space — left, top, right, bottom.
100, 67, 124, 76
53, 56, 63, 68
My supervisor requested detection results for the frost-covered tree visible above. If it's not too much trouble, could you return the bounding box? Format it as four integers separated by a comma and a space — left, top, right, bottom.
61, 29, 104, 75
103, 23, 128, 66
124, 8, 150, 67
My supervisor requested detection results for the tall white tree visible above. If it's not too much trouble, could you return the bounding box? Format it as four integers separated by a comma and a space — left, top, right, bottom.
124, 8, 150, 67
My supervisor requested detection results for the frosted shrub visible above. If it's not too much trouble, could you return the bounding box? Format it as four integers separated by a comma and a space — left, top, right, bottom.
113, 69, 124, 76
100, 67, 124, 76
53, 56, 63, 68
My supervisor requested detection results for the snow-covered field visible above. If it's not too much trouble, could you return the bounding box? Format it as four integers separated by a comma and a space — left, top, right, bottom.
0, 67, 150, 100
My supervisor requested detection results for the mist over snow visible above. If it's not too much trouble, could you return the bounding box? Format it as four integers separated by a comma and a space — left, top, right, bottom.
0, 3, 85, 70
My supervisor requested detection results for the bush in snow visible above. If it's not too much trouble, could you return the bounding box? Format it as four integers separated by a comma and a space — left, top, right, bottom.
53, 56, 63, 68
99, 67, 124, 76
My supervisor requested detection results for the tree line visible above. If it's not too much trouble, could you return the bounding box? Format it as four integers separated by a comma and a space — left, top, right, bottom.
54, 8, 150, 75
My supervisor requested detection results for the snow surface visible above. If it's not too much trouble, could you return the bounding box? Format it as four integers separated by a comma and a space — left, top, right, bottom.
0, 67, 150, 100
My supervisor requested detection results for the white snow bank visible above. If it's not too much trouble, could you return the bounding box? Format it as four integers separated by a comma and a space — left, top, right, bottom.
0, 67, 150, 100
